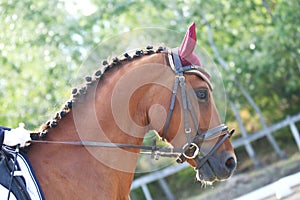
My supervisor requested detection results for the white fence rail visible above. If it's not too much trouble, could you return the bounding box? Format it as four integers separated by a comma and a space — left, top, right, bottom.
131, 113, 300, 200
131, 163, 189, 200
232, 114, 300, 150
234, 172, 300, 200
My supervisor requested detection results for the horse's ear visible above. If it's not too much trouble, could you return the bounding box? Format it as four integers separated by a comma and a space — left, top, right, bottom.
179, 22, 201, 66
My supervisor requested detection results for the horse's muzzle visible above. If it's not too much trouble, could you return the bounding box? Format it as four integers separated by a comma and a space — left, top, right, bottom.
195, 151, 236, 182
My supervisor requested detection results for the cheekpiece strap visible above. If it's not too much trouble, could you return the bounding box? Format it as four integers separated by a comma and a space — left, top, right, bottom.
171, 48, 183, 73
163, 48, 203, 143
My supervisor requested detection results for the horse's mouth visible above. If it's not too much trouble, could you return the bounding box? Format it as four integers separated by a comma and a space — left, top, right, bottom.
195, 163, 218, 185
195, 156, 236, 185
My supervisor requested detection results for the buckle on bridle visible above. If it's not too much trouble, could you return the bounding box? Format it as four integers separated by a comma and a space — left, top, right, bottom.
176, 142, 200, 163
176, 127, 235, 164
182, 143, 199, 159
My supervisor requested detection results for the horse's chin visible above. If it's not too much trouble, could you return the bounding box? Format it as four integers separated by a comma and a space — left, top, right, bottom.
195, 164, 231, 186
195, 169, 217, 186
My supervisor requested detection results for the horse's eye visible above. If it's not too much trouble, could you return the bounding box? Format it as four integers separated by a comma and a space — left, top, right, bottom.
195, 89, 208, 102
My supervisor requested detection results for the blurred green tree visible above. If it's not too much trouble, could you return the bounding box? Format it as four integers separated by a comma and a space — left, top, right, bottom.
0, 0, 299, 136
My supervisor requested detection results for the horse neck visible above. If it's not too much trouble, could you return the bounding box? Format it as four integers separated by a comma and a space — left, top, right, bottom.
28, 53, 174, 198
43, 53, 172, 144
66, 52, 175, 171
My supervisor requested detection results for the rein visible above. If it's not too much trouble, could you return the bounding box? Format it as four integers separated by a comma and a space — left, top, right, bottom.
30, 139, 182, 159
30, 123, 231, 160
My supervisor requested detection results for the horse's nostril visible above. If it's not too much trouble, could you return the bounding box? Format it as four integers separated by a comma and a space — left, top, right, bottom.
225, 157, 236, 171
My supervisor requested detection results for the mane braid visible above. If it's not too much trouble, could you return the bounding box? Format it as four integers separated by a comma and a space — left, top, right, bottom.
31, 45, 167, 140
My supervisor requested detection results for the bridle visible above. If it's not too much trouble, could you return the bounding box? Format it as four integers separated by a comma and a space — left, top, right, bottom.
161, 48, 234, 168
30, 48, 234, 169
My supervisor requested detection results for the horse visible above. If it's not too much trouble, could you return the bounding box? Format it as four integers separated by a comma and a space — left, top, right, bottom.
27, 23, 236, 199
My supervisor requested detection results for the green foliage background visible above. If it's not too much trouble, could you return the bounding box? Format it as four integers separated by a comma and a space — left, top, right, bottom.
1, 0, 299, 130
1, 0, 299, 128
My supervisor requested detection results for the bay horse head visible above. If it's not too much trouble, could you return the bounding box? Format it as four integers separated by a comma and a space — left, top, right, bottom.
146, 23, 236, 184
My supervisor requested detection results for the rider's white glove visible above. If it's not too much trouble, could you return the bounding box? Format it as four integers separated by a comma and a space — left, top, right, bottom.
3, 123, 31, 147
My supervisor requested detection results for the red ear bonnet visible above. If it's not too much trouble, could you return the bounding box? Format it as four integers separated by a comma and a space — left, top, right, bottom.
178, 22, 201, 66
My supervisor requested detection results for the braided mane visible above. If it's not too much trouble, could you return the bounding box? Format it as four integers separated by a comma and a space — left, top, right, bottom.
31, 46, 166, 140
